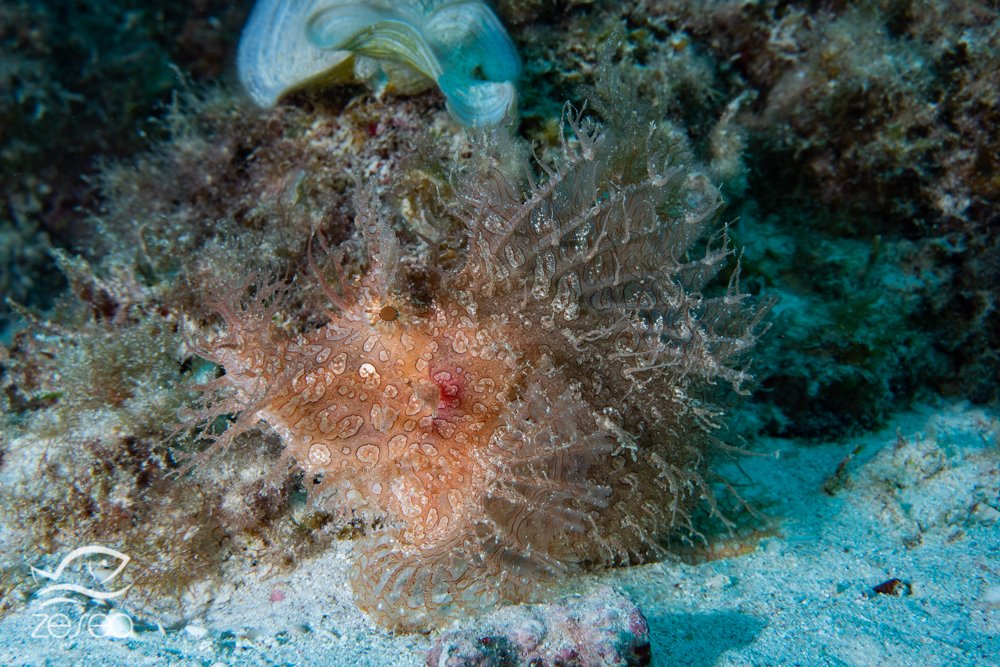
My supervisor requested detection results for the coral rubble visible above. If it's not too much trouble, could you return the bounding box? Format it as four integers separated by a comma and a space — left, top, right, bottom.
426, 586, 651, 666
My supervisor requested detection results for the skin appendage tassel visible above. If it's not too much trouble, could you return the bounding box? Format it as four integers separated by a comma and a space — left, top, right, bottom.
185, 108, 769, 632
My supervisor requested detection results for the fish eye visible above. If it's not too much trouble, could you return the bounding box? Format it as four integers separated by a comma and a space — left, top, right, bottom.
379, 305, 399, 322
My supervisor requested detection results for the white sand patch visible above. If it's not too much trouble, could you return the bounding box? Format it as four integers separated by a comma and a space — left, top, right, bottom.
1, 402, 995, 665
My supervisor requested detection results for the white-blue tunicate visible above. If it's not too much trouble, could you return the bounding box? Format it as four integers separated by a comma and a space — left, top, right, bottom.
237, 0, 520, 126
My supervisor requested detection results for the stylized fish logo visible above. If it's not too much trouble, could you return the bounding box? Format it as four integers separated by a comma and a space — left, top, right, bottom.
31, 545, 133, 608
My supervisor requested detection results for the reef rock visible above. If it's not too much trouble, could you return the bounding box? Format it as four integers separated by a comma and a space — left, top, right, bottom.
426, 586, 651, 667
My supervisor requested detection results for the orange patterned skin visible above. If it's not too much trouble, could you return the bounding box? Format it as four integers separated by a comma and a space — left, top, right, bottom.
263, 299, 514, 548
190, 113, 767, 631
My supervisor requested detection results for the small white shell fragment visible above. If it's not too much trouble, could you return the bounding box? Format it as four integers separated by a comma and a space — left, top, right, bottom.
184, 623, 209, 639
237, 0, 520, 126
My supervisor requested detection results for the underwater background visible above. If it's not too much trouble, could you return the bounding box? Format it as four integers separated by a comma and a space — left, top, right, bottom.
0, 0, 997, 665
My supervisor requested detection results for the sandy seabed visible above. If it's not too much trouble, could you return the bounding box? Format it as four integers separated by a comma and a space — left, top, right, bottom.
1, 401, 996, 666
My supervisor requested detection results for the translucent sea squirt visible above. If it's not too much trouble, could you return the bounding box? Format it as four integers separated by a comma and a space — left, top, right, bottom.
237, 0, 520, 126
